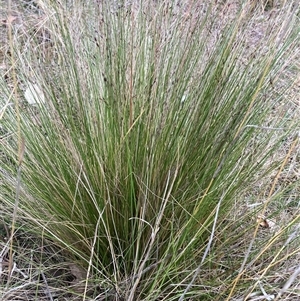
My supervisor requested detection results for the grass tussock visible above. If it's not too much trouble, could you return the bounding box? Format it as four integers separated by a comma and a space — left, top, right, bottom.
1, 0, 300, 300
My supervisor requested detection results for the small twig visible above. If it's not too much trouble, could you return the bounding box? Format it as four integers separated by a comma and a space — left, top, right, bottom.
179, 193, 223, 301
126, 244, 173, 282
41, 271, 54, 301
8, 261, 29, 279
127, 167, 179, 301
275, 265, 300, 300
258, 281, 275, 300
132, 257, 168, 280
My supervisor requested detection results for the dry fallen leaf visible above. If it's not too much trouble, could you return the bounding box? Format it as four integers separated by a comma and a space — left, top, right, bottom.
257, 215, 276, 230
257, 215, 269, 228
68, 263, 87, 281
68, 263, 92, 294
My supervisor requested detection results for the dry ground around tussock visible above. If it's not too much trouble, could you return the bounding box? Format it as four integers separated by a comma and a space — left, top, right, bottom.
0, 0, 300, 300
